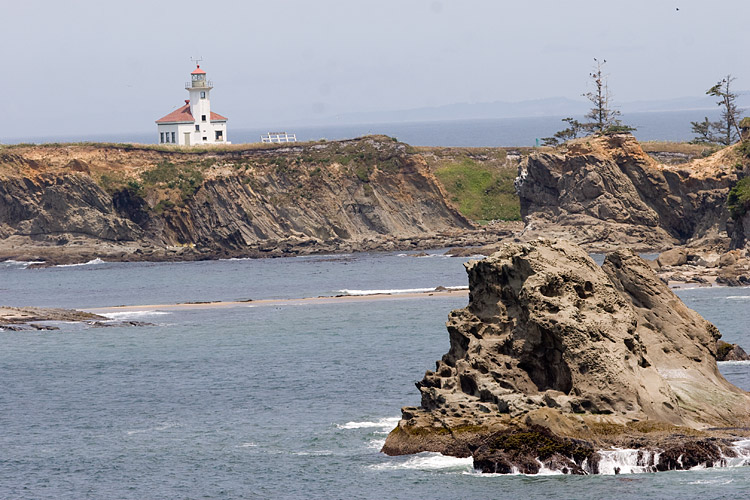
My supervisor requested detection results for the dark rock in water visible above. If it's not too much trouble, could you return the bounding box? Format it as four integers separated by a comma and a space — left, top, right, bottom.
86, 320, 155, 328
717, 340, 750, 361
28, 323, 60, 331
473, 426, 596, 475
382, 239, 750, 474
1, 324, 27, 331
655, 440, 723, 471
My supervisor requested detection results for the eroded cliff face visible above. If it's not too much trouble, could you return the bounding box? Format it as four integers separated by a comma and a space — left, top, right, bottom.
0, 137, 492, 264
382, 239, 750, 474
516, 135, 741, 251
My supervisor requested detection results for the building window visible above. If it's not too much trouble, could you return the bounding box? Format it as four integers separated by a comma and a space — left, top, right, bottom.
201, 114, 206, 122
200, 91, 206, 99
165, 133, 170, 143
160, 132, 164, 143
203, 137, 207, 141
195, 124, 200, 131
171, 132, 176, 143
215, 130, 223, 141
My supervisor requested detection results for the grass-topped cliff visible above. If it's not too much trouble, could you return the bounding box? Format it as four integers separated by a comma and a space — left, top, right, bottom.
0, 136, 518, 265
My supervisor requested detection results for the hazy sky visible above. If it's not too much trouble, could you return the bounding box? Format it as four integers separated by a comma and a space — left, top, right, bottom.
2, 0, 748, 138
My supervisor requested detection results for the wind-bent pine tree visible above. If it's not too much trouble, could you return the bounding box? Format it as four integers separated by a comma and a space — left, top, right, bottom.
691, 75, 743, 145
708, 75, 742, 145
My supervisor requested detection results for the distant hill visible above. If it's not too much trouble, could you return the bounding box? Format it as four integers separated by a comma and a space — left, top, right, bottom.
330, 92, 750, 125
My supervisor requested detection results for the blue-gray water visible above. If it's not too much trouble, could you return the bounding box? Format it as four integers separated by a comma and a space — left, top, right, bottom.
2, 252, 750, 499
3, 109, 727, 147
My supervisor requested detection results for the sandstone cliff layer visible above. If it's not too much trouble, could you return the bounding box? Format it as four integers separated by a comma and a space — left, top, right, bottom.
0, 137, 510, 264
516, 135, 744, 252
383, 239, 750, 474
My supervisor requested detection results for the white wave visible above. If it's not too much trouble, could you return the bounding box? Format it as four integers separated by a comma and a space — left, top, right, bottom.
2, 259, 45, 268
372, 452, 474, 471
718, 360, 750, 366
238, 442, 257, 448
56, 258, 105, 267
596, 448, 659, 474
125, 423, 175, 435
338, 286, 468, 296
688, 478, 734, 485
337, 416, 400, 430
101, 310, 172, 320
726, 295, 750, 299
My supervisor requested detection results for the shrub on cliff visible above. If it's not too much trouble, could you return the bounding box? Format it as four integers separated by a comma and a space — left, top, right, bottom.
727, 177, 750, 218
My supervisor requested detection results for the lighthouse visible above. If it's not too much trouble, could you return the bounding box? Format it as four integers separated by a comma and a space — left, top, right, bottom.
155, 65, 229, 146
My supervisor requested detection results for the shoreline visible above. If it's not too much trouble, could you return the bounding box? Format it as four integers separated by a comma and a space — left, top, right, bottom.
0, 223, 521, 268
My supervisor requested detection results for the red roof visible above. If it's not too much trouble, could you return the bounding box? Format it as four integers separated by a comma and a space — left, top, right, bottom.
191, 65, 206, 75
210, 111, 228, 122
155, 102, 228, 123
156, 103, 193, 123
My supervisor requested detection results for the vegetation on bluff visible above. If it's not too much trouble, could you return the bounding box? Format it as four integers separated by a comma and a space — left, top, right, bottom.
433, 158, 520, 221
415, 146, 522, 222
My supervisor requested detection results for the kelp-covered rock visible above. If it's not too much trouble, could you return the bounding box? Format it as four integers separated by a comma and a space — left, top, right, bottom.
382, 239, 750, 473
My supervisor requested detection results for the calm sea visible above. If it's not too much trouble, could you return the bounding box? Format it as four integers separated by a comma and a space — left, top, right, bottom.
3, 109, 725, 147
2, 251, 750, 499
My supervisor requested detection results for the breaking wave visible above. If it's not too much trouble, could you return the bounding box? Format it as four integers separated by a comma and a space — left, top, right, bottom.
372, 452, 474, 471
336, 417, 400, 430
2, 259, 45, 268
101, 310, 172, 320
56, 258, 106, 267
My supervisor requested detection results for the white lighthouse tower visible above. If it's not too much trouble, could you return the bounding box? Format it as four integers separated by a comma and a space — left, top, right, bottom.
156, 64, 229, 146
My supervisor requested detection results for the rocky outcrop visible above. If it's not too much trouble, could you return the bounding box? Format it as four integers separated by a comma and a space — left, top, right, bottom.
0, 169, 143, 242
382, 239, 750, 474
0, 137, 511, 264
516, 135, 740, 252
716, 340, 750, 361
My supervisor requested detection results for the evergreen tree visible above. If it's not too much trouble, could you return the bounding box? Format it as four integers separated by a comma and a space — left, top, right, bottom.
583, 59, 619, 133
691, 76, 743, 146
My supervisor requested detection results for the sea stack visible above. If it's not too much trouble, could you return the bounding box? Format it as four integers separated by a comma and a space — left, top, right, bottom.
382, 239, 750, 474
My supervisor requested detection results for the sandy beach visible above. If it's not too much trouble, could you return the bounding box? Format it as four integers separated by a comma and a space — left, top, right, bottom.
83, 288, 471, 315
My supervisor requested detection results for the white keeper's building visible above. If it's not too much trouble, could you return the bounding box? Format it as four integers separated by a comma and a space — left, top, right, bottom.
156, 65, 229, 146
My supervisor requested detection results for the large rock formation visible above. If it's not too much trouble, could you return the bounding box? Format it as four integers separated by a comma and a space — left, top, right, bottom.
382, 239, 750, 474
515, 135, 741, 252
0, 137, 511, 264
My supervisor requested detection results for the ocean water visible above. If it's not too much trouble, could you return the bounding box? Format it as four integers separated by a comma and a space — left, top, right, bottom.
2, 251, 750, 499
4, 109, 725, 147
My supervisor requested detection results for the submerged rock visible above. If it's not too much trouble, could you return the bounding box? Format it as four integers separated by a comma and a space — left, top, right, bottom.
382, 239, 750, 474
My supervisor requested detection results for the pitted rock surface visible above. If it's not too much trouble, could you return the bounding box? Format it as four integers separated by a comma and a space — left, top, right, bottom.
382, 239, 750, 472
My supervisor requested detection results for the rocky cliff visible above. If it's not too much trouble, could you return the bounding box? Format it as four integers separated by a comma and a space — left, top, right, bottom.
516, 134, 744, 252
382, 239, 750, 474
0, 137, 512, 264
